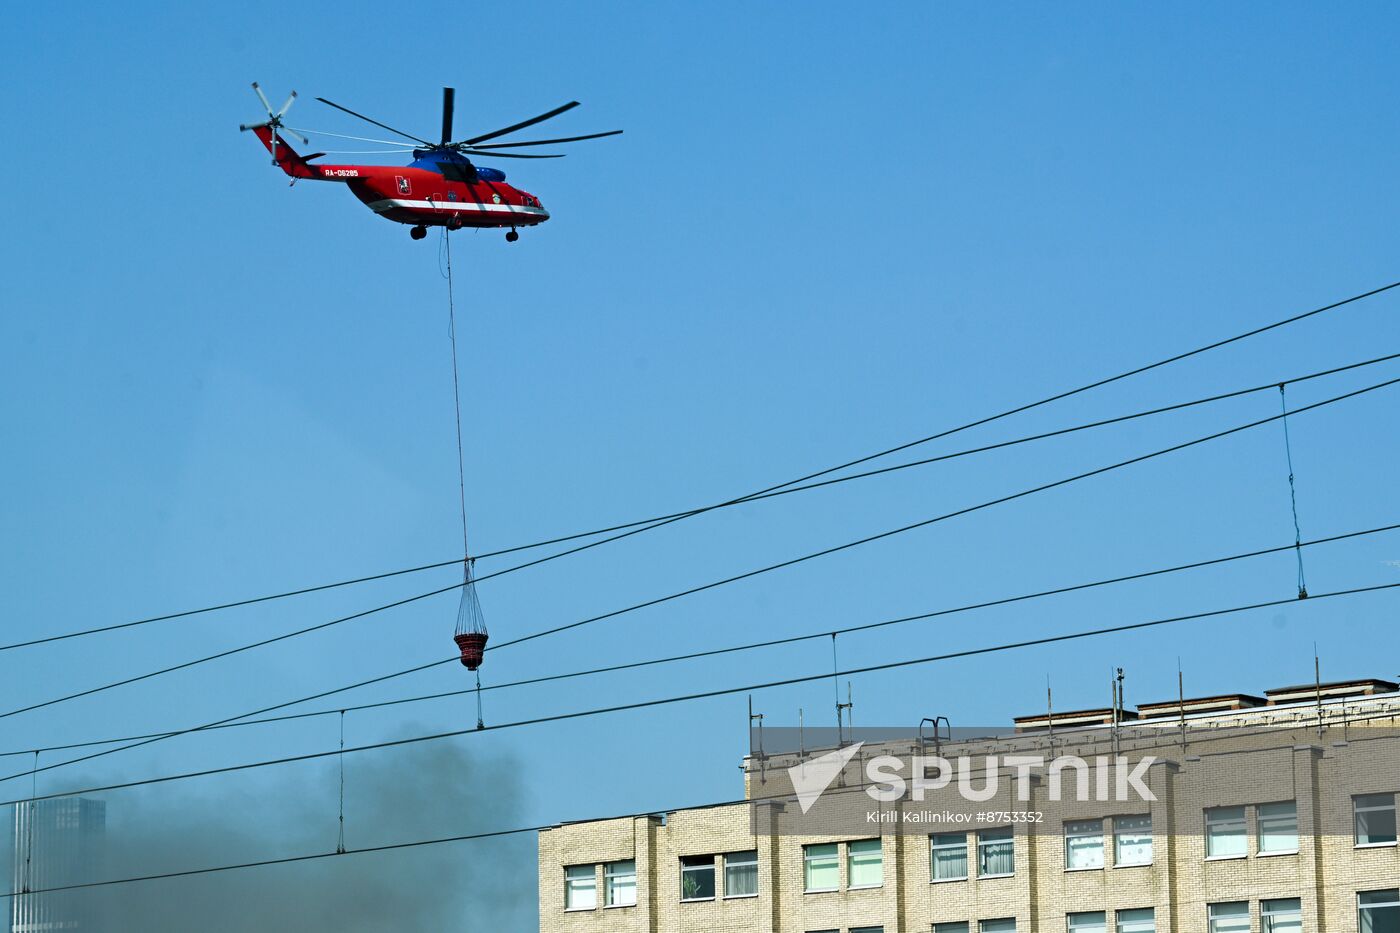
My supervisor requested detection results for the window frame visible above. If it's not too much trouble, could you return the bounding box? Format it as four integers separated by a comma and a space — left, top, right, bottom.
1204, 806, 1248, 859
1116, 907, 1155, 933
603, 859, 636, 908
977, 826, 1015, 878
1261, 897, 1302, 933
979, 920, 1017, 933
1354, 793, 1398, 848
1064, 819, 1105, 871
802, 842, 840, 893
934, 924, 971, 933
722, 849, 759, 899
679, 854, 716, 902
1207, 900, 1250, 933
1067, 910, 1107, 933
1359, 889, 1400, 933
847, 838, 884, 890
564, 863, 597, 912
930, 832, 969, 882
1257, 800, 1299, 856
1113, 814, 1153, 867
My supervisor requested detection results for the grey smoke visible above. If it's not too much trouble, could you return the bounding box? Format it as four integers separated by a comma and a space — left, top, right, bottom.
9, 734, 535, 931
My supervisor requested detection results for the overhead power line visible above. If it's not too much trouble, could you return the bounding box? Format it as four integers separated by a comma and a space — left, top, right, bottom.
11, 281, 1397, 655
6, 370, 1398, 782
12, 695, 1400, 901
4, 580, 1396, 807
6, 519, 1397, 762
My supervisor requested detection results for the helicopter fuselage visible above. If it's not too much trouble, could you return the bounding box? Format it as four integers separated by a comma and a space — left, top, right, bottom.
250, 124, 549, 232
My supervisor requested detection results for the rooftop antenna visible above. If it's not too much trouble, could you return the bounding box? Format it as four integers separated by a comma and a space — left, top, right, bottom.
748, 695, 766, 784
799, 707, 805, 758
831, 634, 842, 741
1112, 667, 1125, 756
1046, 675, 1056, 749
1177, 658, 1187, 754
837, 681, 854, 746
1314, 643, 1324, 739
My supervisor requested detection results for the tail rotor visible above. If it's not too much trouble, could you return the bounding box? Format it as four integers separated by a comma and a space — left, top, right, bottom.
240, 82, 307, 165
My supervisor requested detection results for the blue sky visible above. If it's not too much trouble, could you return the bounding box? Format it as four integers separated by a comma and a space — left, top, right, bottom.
4, 2, 1400, 928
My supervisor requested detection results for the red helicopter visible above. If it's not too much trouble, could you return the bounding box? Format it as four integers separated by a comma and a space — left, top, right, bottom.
241, 84, 621, 241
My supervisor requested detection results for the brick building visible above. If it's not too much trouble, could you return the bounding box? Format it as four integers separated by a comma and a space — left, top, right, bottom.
538, 678, 1400, 932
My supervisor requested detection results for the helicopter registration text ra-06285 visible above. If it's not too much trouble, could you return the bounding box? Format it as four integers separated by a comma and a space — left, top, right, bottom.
241, 84, 621, 242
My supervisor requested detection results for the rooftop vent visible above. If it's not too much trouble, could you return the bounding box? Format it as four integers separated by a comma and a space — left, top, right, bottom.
1013, 707, 1139, 733
1136, 694, 1267, 719
1264, 678, 1399, 706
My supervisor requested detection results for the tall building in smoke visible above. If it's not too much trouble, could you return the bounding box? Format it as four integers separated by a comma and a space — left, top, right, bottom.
9, 798, 105, 933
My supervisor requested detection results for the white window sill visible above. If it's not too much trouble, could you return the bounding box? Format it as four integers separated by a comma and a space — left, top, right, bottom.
1257, 849, 1299, 858
848, 884, 883, 891
1204, 854, 1247, 861
680, 897, 715, 903
1112, 861, 1152, 869
804, 888, 839, 895
931, 876, 969, 884
978, 873, 1015, 879
1064, 865, 1104, 873
723, 894, 759, 900
1355, 841, 1398, 849
604, 903, 636, 910
564, 906, 595, 913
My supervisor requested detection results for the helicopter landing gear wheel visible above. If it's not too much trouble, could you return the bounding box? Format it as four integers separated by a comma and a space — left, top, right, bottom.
410, 225, 427, 240
505, 229, 519, 243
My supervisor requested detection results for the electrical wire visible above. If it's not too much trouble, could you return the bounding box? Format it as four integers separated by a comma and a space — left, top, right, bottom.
10, 280, 1397, 655
10, 694, 1400, 900
7, 519, 1395, 762
4, 580, 1396, 807
6, 371, 1397, 781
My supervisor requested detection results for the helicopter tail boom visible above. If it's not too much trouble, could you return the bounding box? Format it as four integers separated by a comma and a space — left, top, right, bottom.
244, 123, 320, 179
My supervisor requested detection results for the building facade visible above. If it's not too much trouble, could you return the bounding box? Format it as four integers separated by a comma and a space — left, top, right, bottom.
9, 798, 105, 933
538, 678, 1400, 932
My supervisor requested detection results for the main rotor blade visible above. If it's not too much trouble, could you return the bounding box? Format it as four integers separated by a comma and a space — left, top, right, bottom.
288, 127, 413, 146
462, 149, 566, 159
457, 101, 580, 146
441, 87, 455, 145
251, 82, 275, 117
276, 91, 297, 119
315, 97, 434, 147
469, 129, 623, 149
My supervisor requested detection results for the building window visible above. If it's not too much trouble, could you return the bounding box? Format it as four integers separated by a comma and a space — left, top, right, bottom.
935, 925, 971, 933
1065, 819, 1105, 870
723, 850, 758, 898
1205, 806, 1247, 858
931, 832, 969, 881
850, 928, 884, 933
1355, 794, 1398, 846
1068, 911, 1106, 933
680, 855, 715, 901
978, 827, 1014, 877
604, 860, 636, 907
1116, 908, 1155, 933
1262, 898, 1301, 933
1208, 901, 1250, 933
1359, 889, 1400, 933
803, 843, 839, 892
1114, 815, 1152, 866
981, 920, 1017, 933
564, 864, 596, 910
1258, 801, 1299, 854
848, 839, 883, 889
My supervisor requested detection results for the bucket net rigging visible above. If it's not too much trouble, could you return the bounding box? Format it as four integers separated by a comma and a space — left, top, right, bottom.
453, 563, 489, 671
